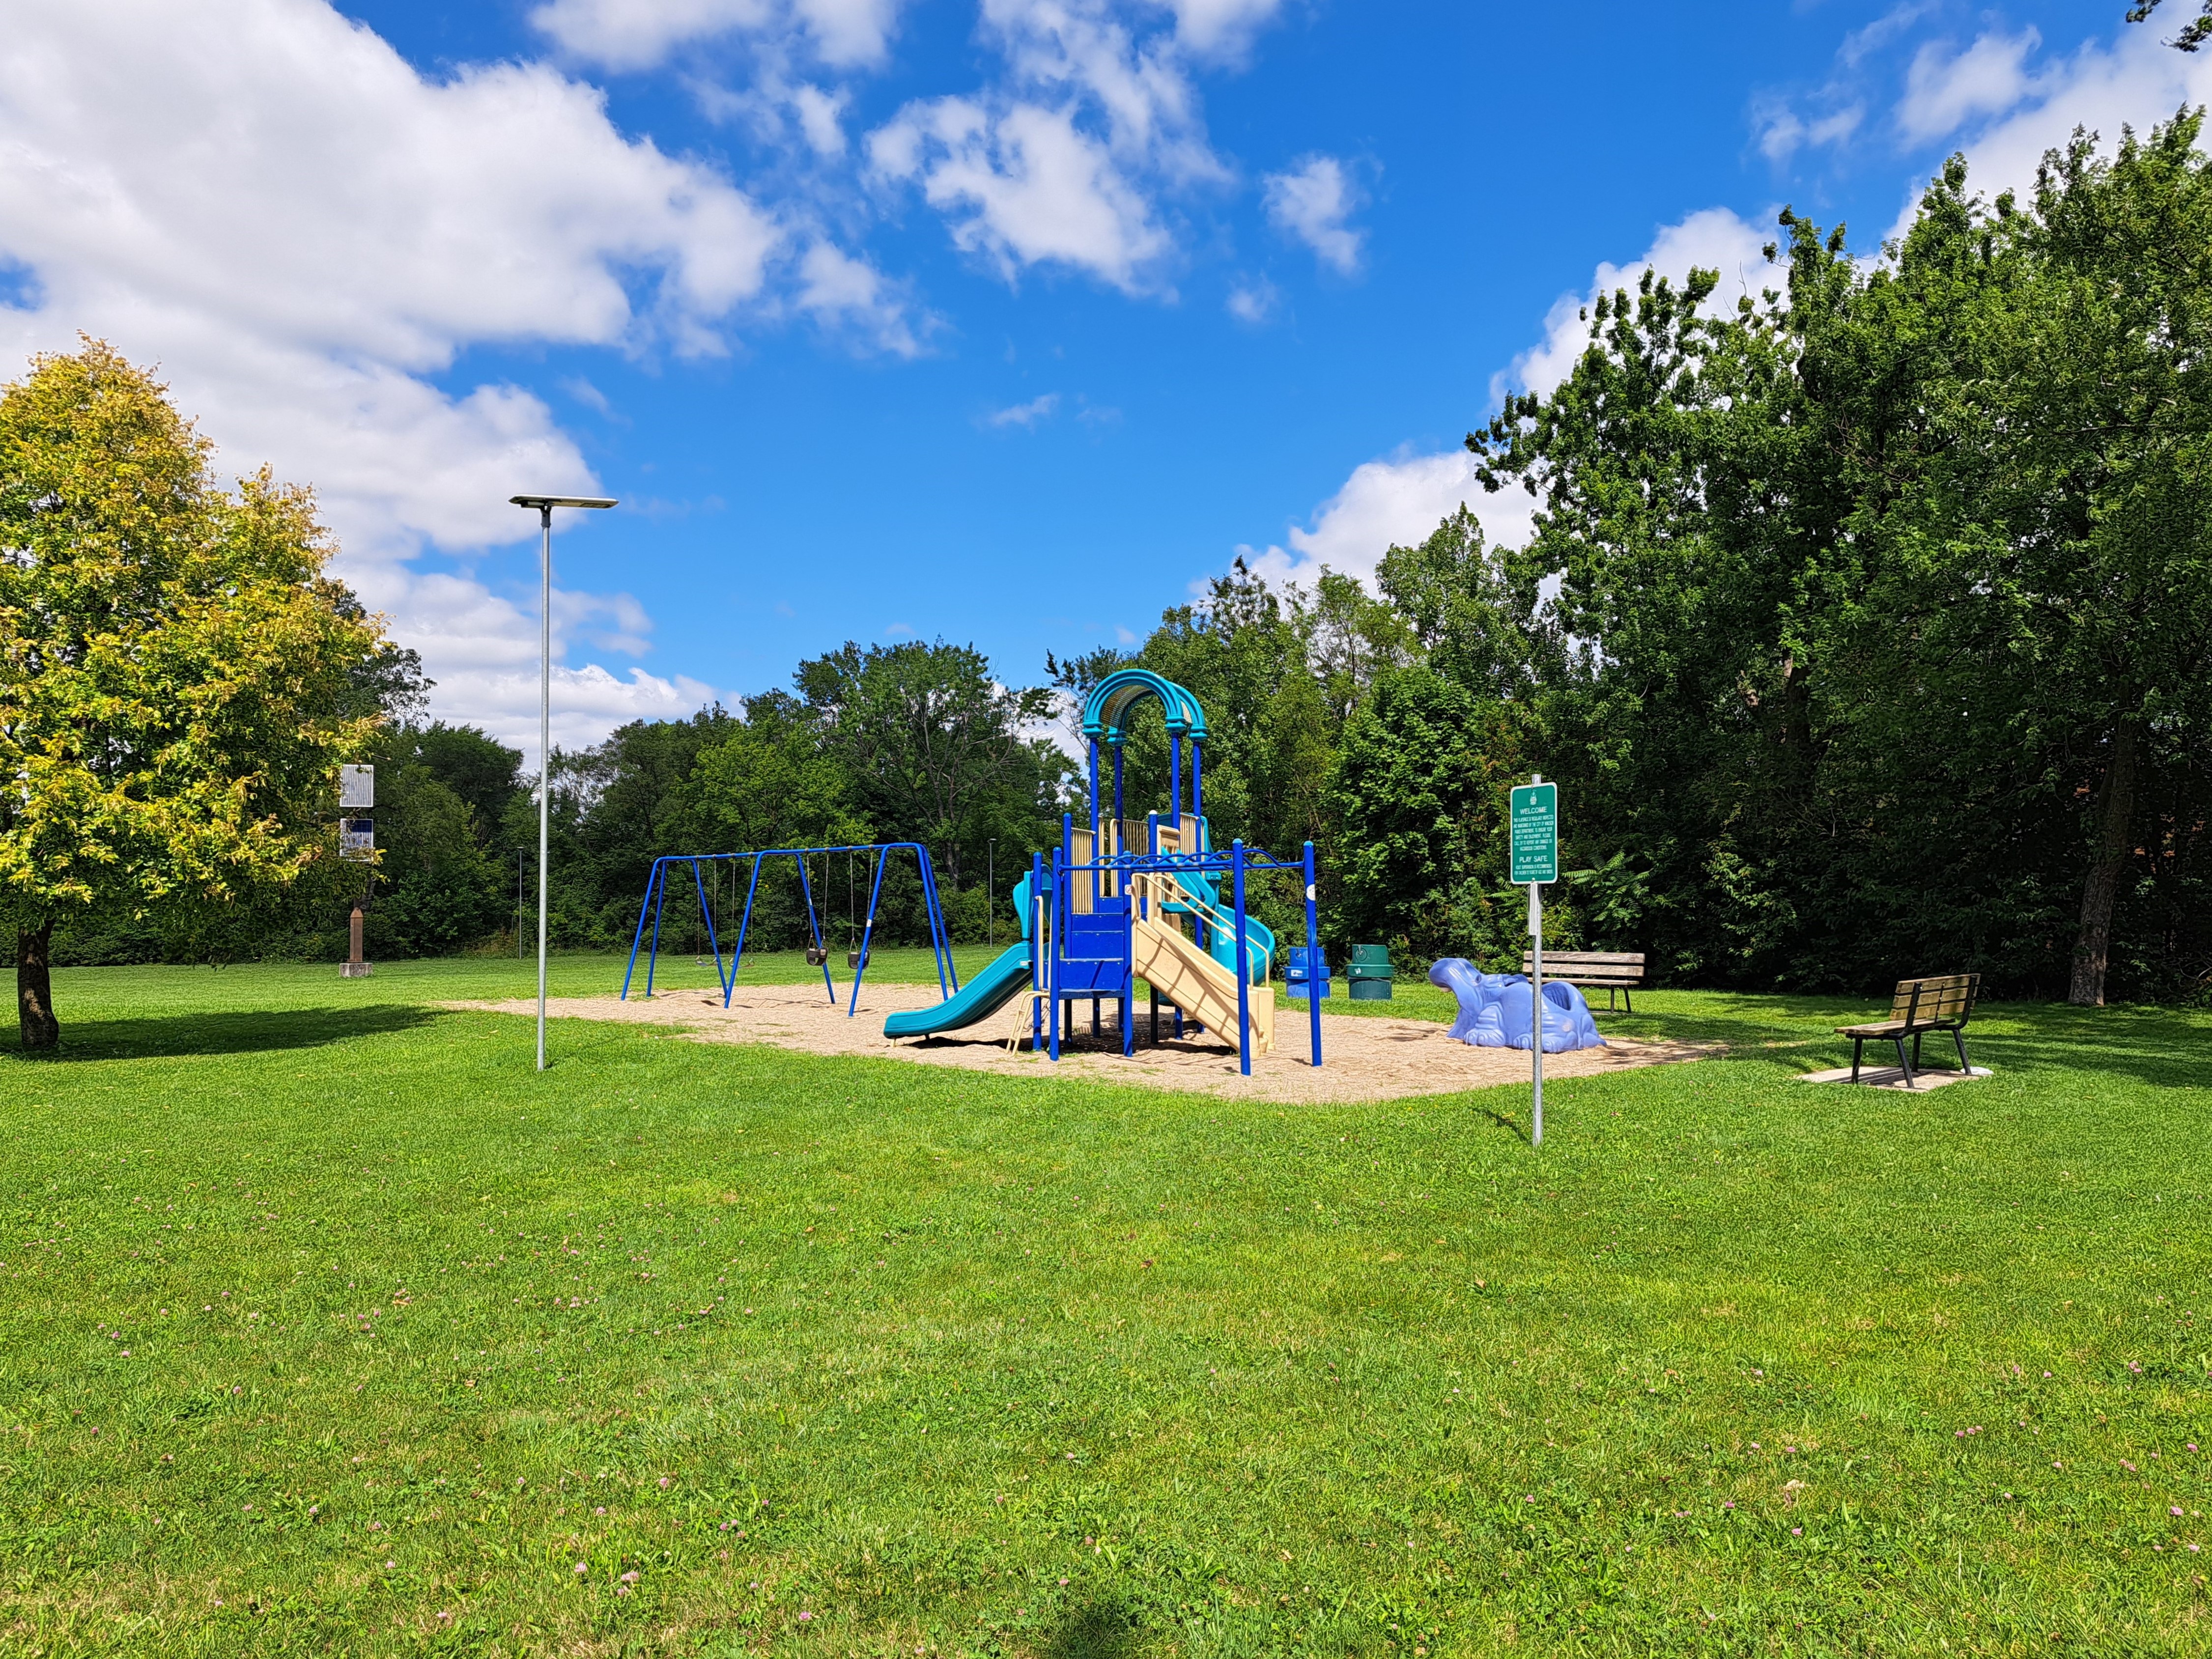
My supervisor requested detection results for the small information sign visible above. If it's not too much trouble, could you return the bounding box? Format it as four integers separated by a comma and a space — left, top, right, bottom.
339, 765, 374, 809
340, 817, 375, 862
1508, 781, 1558, 884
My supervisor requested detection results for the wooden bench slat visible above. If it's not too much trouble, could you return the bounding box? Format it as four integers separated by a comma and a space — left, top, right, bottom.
1523, 952, 1645, 965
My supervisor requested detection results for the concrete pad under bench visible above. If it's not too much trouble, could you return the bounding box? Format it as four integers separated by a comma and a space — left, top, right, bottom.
1796, 1064, 1992, 1091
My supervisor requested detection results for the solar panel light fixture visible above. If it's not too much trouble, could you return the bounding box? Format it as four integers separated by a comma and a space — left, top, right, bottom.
512, 491, 619, 1072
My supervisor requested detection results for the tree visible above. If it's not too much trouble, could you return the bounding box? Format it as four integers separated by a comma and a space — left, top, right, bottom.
0, 342, 385, 1045
1327, 666, 1533, 964
1465, 117, 2212, 1003
796, 641, 1060, 897
363, 723, 522, 956
2128, 0, 2212, 53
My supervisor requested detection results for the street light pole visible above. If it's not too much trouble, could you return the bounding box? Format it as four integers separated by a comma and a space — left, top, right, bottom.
510, 493, 617, 1072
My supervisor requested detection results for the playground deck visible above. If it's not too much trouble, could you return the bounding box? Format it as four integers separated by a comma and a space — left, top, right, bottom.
449, 984, 1711, 1103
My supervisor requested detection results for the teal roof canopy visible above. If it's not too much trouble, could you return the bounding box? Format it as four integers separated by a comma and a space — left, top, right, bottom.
1080, 668, 1208, 744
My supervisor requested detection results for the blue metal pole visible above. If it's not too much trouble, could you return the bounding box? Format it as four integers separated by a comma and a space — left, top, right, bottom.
1113, 744, 1124, 828
916, 846, 955, 999
796, 851, 834, 1003
1305, 840, 1322, 1070
1192, 741, 1203, 830
643, 859, 670, 998
848, 846, 889, 1018
1232, 839, 1251, 1076
620, 857, 659, 1000
1170, 732, 1183, 839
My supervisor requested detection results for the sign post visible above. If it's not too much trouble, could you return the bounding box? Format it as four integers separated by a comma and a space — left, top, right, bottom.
338, 765, 376, 979
1508, 777, 1558, 1145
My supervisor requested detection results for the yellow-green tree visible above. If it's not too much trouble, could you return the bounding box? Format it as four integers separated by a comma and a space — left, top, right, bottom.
0, 341, 386, 1047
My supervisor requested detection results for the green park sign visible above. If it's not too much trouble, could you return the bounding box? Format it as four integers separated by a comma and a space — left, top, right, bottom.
1508, 780, 1558, 884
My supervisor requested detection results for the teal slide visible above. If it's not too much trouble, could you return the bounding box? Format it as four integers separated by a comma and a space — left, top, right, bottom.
882, 940, 1034, 1039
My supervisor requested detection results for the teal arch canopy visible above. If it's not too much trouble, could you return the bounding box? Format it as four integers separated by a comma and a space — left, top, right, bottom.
1080, 668, 1208, 745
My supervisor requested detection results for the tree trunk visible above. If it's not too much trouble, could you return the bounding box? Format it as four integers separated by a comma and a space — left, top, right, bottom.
17, 922, 58, 1051
2068, 724, 2139, 1008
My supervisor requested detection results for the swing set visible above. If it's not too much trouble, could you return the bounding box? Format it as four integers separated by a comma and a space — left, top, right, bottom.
619, 843, 958, 1017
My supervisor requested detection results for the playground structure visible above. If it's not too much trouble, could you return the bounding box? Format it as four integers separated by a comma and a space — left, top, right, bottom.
1427, 957, 1606, 1051
615, 671, 1323, 1076
880, 669, 1322, 1077
620, 843, 957, 1016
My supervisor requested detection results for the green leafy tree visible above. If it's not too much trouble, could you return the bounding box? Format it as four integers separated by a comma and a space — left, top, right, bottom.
2128, 0, 2212, 53
796, 640, 1061, 903
1327, 665, 1536, 965
1468, 117, 2212, 1002
0, 341, 385, 1045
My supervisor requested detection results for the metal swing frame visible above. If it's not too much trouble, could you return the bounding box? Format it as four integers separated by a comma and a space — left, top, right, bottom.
620, 843, 959, 1016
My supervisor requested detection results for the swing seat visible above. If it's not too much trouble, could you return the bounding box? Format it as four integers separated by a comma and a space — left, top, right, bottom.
848, 950, 864, 970
805, 944, 828, 967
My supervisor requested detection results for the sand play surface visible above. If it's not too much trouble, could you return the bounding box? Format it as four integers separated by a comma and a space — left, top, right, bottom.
449, 983, 1709, 1104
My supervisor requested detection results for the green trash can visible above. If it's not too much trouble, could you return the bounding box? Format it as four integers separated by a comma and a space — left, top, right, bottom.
1347, 944, 1393, 1001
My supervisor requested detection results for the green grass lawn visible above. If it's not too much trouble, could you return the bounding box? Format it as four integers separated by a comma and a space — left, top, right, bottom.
1, 957, 2208, 1657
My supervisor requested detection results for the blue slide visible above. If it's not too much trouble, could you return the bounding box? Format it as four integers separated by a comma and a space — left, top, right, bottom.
882, 941, 1034, 1039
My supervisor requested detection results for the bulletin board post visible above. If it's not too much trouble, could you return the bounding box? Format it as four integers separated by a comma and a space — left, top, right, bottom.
339, 764, 376, 979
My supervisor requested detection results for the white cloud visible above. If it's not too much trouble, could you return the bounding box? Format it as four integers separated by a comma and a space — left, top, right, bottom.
1223, 208, 1776, 600
1158, 0, 1283, 58
1841, 1, 1935, 68
1753, 98, 1864, 163
1262, 154, 1364, 275
1887, 23, 2212, 241
1230, 449, 1540, 596
1898, 28, 2043, 143
791, 82, 850, 154
793, 240, 930, 355
532, 0, 907, 71
870, 97, 1172, 289
984, 391, 1062, 427
866, 0, 1242, 293
1226, 275, 1279, 323
0, 0, 777, 744
1494, 207, 1774, 405
561, 375, 615, 415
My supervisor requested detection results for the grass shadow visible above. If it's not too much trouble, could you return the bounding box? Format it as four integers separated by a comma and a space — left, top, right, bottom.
1046, 1594, 1142, 1659
2, 1003, 438, 1063
1602, 993, 2212, 1090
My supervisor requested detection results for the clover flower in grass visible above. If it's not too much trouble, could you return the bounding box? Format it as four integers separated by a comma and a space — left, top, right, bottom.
573, 1562, 587, 1576
798, 1611, 812, 1622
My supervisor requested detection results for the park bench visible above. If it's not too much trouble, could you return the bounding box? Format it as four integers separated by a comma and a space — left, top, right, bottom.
1520, 950, 1645, 1012
1837, 973, 1980, 1087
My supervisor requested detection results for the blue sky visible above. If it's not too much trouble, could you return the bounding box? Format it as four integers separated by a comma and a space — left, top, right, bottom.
2, 1, 2206, 747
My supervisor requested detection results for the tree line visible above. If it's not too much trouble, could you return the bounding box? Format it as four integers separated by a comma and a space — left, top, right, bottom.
4, 117, 2207, 1046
